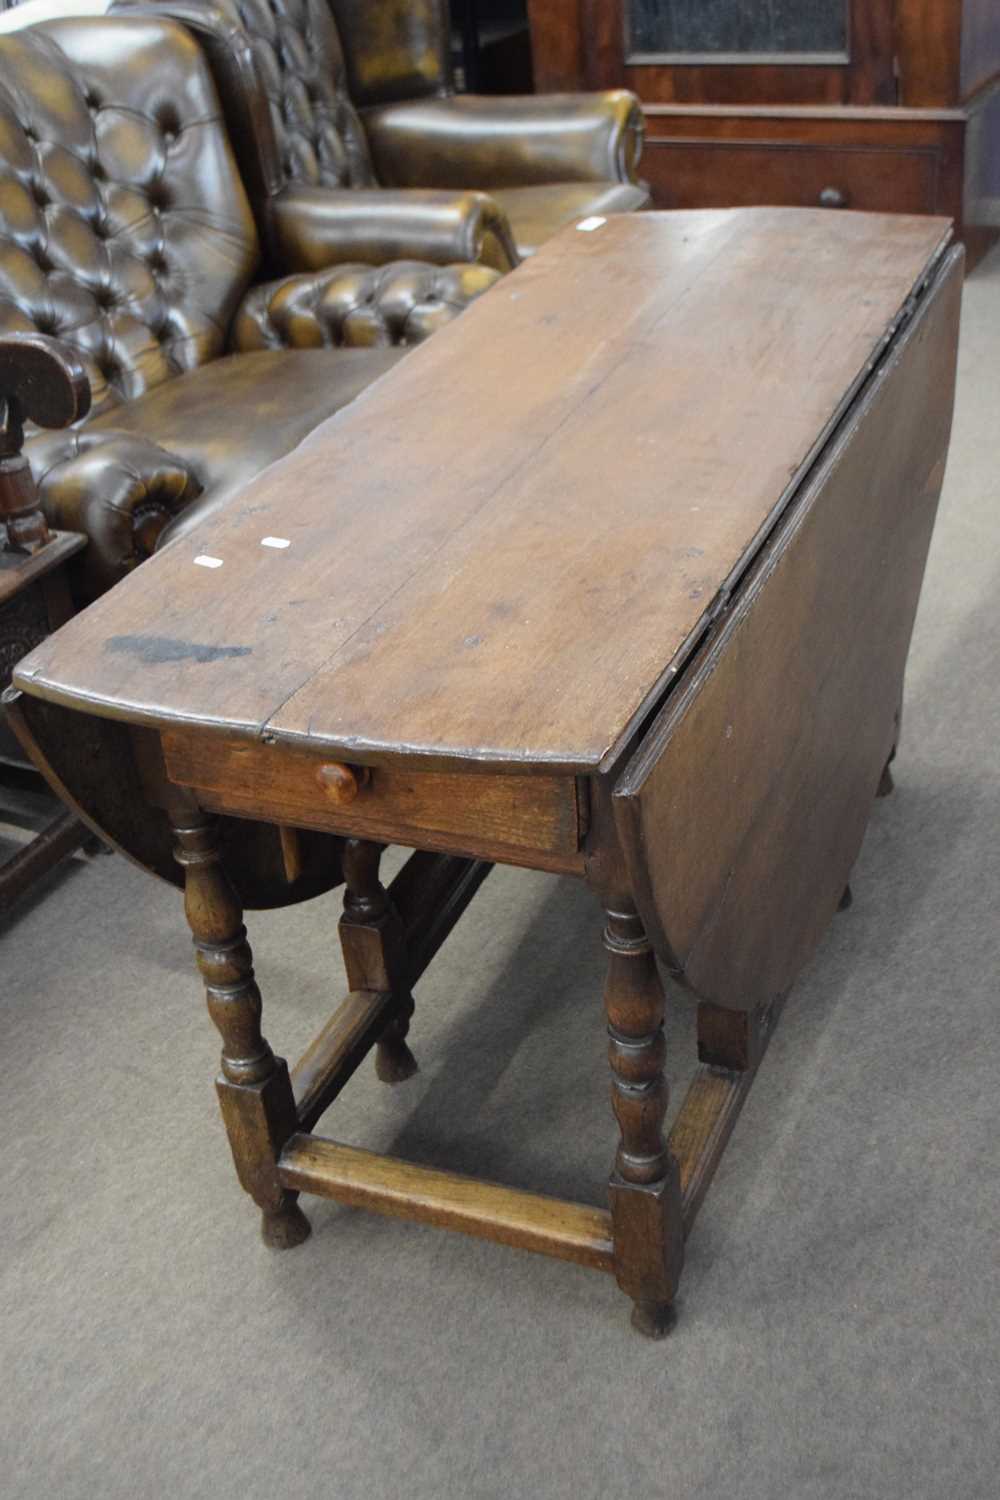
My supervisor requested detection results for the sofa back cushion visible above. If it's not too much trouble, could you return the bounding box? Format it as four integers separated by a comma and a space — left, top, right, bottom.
326, 0, 450, 108
0, 16, 258, 415
231, 0, 375, 192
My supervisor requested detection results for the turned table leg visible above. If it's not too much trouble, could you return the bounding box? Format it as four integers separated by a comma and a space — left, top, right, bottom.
603, 901, 684, 1337
173, 814, 310, 1249
339, 837, 418, 1084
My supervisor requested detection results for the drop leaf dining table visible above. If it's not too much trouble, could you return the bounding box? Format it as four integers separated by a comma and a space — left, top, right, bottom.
7, 209, 962, 1337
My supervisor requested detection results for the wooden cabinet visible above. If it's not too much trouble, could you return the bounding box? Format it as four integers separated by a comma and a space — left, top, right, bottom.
528, 0, 1000, 265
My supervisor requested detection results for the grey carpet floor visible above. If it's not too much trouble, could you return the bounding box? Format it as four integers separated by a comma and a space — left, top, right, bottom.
3, 246, 999, 1500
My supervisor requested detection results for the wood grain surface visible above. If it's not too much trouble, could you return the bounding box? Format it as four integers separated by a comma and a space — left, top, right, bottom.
278, 1133, 616, 1271
15, 210, 951, 775
161, 728, 582, 859
614, 247, 963, 1010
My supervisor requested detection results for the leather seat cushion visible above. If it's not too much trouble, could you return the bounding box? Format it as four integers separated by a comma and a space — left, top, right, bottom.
88, 344, 401, 543
489, 182, 651, 258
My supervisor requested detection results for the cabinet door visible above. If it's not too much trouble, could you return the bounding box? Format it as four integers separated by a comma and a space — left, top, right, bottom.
531, 0, 896, 105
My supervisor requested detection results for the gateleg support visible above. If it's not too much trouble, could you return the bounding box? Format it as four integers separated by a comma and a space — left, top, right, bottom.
339, 838, 417, 1084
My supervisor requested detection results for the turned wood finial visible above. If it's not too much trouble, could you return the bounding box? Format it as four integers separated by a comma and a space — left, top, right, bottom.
0, 333, 91, 553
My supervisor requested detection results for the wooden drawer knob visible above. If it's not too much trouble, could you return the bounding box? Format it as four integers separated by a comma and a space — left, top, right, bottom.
819, 186, 848, 209
315, 762, 370, 804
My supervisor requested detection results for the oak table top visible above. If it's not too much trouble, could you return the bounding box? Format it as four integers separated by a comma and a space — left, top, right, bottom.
14, 208, 952, 775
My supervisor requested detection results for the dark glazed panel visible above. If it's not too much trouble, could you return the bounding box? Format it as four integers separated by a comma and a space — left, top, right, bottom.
628, 0, 848, 58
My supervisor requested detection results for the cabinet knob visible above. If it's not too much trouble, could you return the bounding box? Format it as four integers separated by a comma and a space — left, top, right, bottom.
819, 186, 848, 209
315, 762, 370, 804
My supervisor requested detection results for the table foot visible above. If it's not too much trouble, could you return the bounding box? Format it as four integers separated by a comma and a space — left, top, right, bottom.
877, 745, 896, 798
261, 1195, 312, 1250
375, 1037, 419, 1084
838, 883, 853, 911
630, 1299, 677, 1340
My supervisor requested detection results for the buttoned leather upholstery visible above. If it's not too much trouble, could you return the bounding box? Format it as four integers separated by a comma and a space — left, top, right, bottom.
268, 182, 516, 272
361, 94, 649, 255
234, 259, 497, 352
112, 0, 520, 271
112, 0, 648, 265
232, 0, 375, 192
124, 0, 376, 216
327, 0, 650, 250
0, 16, 497, 598
0, 21, 258, 418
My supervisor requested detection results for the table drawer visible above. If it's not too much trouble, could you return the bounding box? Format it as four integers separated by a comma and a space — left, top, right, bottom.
161, 730, 585, 870
642, 138, 942, 216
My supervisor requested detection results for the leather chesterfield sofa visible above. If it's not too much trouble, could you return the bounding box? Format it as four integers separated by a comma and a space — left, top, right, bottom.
110, 0, 649, 272
0, 14, 499, 600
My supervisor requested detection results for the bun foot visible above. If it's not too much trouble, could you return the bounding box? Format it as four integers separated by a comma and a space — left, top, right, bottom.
630, 1300, 677, 1340
838, 883, 853, 912
261, 1195, 311, 1250
375, 1038, 419, 1084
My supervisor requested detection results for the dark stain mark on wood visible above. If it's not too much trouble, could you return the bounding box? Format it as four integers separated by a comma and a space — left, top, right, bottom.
106, 635, 252, 665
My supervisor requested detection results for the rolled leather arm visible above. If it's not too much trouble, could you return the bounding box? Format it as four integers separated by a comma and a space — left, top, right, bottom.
232, 259, 501, 352
362, 91, 645, 191
30, 429, 203, 602
271, 184, 519, 275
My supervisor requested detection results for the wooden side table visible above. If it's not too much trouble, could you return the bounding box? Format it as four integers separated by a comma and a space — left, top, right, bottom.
0, 335, 91, 916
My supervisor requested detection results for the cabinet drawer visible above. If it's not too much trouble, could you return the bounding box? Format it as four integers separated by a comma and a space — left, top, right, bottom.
643, 138, 942, 215
161, 730, 585, 870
